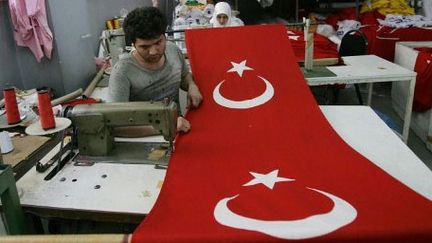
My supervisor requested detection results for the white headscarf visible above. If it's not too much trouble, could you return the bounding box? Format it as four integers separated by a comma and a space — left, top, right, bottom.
211, 2, 231, 27
210, 2, 244, 27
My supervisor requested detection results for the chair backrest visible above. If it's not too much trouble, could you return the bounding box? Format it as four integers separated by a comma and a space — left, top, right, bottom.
339, 29, 368, 56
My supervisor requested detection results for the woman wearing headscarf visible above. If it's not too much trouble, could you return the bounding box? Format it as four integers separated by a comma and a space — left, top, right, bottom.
210, 2, 244, 27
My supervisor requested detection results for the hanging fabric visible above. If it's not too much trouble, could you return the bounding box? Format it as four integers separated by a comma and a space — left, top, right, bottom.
8, 0, 53, 62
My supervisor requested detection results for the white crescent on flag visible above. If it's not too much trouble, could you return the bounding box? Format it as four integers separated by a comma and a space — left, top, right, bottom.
213, 76, 274, 109
214, 170, 357, 240
213, 60, 274, 109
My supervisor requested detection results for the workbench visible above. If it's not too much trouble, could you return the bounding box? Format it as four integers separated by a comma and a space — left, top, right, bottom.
305, 55, 417, 143
15, 106, 432, 225
0, 129, 60, 180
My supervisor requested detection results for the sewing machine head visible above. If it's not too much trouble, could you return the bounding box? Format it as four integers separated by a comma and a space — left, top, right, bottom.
66, 101, 178, 157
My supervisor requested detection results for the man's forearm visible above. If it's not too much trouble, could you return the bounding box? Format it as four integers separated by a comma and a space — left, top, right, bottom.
180, 72, 197, 91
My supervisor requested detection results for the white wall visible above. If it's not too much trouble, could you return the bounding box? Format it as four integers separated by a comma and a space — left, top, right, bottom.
46, 0, 153, 95
0, 1, 22, 94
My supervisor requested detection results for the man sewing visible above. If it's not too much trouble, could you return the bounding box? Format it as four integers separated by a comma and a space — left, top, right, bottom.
108, 6, 203, 136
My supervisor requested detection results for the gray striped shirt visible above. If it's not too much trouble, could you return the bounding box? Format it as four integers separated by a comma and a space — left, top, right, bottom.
108, 42, 189, 107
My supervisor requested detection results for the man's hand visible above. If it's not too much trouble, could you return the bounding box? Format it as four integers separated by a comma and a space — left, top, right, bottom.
177, 116, 191, 133
187, 82, 203, 108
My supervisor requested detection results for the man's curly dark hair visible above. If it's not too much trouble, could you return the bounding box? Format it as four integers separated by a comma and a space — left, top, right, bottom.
123, 7, 167, 43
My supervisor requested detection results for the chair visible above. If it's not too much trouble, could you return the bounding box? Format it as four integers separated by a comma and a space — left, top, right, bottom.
334, 29, 368, 105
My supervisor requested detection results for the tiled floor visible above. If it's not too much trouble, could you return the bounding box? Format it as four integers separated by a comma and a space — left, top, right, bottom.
311, 83, 432, 169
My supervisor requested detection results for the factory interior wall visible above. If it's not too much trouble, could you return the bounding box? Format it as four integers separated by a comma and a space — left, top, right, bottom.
0, 0, 153, 98
0, 1, 22, 96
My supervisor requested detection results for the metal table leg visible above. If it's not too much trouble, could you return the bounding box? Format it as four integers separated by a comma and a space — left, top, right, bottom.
402, 77, 416, 143
0, 165, 33, 234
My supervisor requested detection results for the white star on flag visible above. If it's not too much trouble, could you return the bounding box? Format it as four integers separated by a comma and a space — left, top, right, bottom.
243, 169, 294, 189
227, 60, 253, 77
288, 35, 300, 41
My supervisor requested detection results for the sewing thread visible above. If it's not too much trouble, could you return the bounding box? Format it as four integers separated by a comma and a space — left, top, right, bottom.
3, 88, 21, 125
37, 90, 55, 130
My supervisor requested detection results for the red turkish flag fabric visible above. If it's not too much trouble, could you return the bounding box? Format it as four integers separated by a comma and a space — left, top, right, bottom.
413, 48, 432, 112
287, 30, 339, 62
132, 25, 432, 242
362, 25, 432, 61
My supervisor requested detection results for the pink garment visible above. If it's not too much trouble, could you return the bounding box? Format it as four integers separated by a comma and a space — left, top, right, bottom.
8, 0, 53, 62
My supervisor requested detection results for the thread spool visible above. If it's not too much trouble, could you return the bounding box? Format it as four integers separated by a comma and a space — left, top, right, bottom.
3, 88, 21, 125
106, 19, 114, 30
113, 18, 121, 29
0, 131, 14, 154
37, 90, 56, 130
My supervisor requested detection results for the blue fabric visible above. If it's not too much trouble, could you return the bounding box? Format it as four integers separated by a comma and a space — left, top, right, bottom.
373, 109, 401, 133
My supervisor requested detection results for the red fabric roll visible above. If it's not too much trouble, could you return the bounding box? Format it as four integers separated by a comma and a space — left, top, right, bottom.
3, 88, 21, 124
37, 90, 55, 130
61, 97, 99, 107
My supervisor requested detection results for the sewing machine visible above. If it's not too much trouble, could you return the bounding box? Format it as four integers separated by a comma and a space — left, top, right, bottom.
65, 101, 178, 165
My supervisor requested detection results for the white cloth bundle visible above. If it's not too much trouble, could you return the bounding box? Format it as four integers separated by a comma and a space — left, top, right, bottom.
336, 20, 361, 39
377, 14, 432, 28
203, 4, 215, 19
